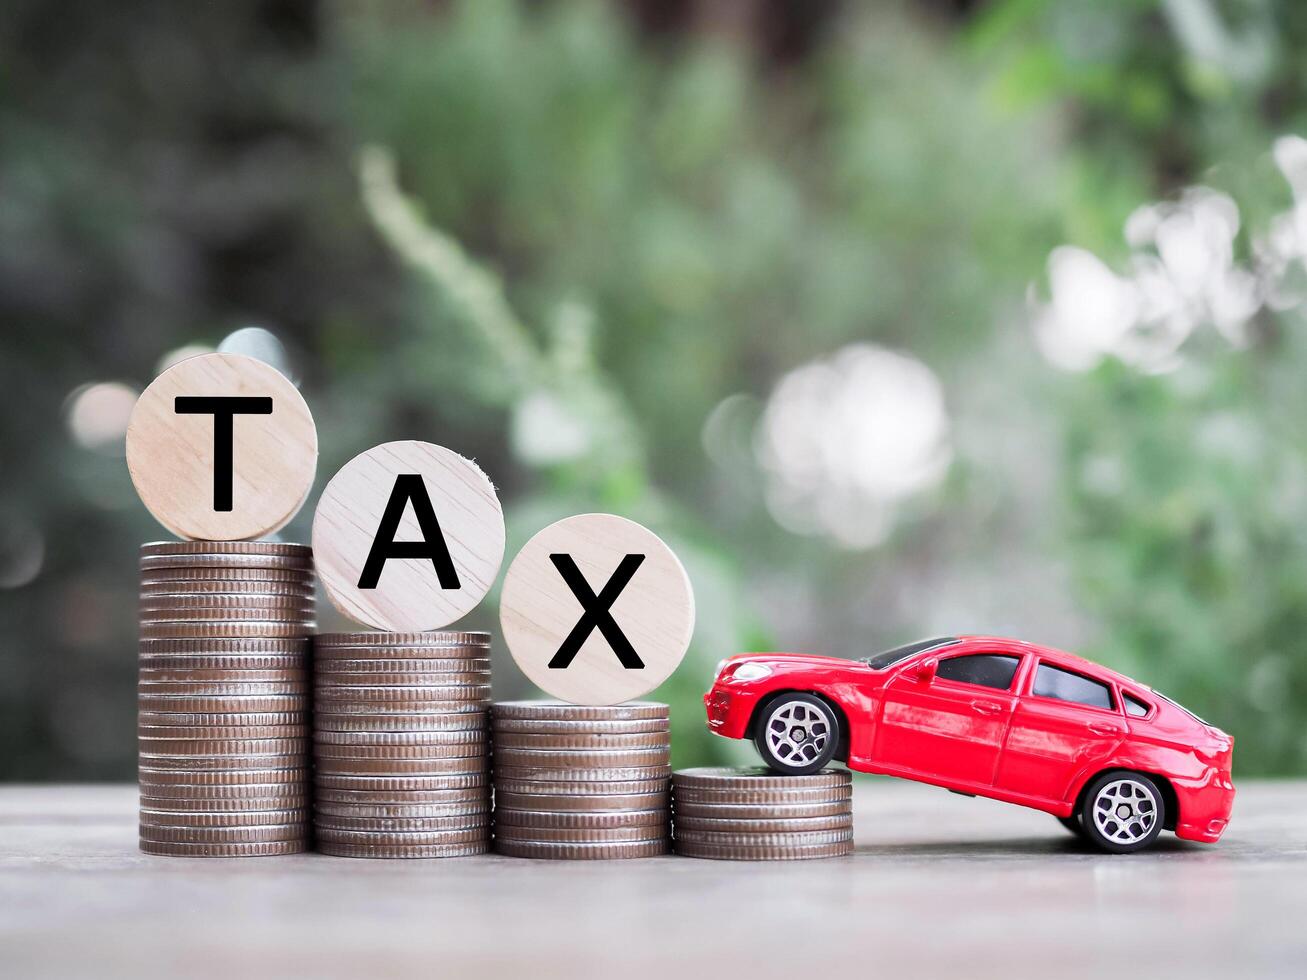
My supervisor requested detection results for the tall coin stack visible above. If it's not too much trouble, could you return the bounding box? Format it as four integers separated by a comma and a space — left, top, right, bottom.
137, 541, 315, 857
312, 632, 492, 858
672, 767, 854, 860
491, 701, 671, 859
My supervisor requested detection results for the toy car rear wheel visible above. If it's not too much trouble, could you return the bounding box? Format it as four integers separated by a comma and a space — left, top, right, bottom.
1077, 771, 1165, 853
753, 693, 839, 775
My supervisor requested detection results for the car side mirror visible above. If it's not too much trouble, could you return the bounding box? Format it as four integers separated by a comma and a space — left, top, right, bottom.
914, 658, 938, 684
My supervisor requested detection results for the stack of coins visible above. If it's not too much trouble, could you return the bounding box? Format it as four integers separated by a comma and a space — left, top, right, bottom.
672, 767, 854, 860
137, 541, 315, 857
312, 632, 492, 858
491, 701, 671, 859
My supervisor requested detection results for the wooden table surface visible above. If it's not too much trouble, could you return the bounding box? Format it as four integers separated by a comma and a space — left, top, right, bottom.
2, 779, 1303, 979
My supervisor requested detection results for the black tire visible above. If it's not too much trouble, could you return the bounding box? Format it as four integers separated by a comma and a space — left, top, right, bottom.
1077, 771, 1166, 854
1056, 814, 1087, 838
752, 693, 840, 775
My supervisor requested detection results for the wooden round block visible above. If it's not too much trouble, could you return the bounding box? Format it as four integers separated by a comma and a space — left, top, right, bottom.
125, 352, 318, 541
312, 441, 505, 631
499, 514, 695, 706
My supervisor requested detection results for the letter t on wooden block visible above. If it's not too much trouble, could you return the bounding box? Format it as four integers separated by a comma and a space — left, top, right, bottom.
125, 352, 318, 541
313, 440, 506, 631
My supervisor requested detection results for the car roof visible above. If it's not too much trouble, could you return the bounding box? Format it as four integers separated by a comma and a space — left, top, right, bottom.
953, 635, 1151, 695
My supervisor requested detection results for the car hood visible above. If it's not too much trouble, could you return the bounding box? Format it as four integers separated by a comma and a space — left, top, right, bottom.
728, 653, 864, 671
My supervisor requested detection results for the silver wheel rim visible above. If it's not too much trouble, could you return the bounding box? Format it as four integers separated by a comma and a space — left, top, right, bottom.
764, 700, 832, 766
1091, 778, 1158, 846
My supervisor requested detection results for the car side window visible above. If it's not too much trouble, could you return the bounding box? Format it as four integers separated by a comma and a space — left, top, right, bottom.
1032, 664, 1115, 710
1123, 693, 1151, 717
934, 654, 1020, 692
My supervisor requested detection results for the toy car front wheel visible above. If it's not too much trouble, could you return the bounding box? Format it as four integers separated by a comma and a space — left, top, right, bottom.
1077, 771, 1165, 853
753, 693, 839, 775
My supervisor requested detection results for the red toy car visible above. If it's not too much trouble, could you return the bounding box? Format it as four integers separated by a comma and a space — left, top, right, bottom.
704, 636, 1234, 852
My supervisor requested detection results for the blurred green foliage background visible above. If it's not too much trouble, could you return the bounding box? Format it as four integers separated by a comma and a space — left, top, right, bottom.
3, 0, 1306, 780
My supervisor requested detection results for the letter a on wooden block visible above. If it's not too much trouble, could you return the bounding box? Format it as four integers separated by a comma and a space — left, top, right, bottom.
313, 440, 506, 631
500, 513, 695, 705
125, 352, 318, 540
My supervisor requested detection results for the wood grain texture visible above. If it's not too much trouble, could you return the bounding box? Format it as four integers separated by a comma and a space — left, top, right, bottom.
125, 352, 318, 541
10, 781, 1301, 979
499, 513, 695, 705
312, 441, 505, 631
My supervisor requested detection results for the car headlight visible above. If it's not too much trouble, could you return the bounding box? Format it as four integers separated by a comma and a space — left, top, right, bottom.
714, 658, 729, 679
731, 662, 772, 682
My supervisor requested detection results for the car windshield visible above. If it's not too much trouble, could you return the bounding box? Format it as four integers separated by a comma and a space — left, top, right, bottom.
860, 637, 960, 670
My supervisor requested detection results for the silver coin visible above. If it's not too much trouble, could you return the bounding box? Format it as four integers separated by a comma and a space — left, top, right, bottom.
137, 710, 303, 728
314, 787, 489, 806
139, 638, 308, 655
314, 773, 488, 792
139, 807, 309, 828
491, 731, 670, 750
671, 800, 852, 820
492, 701, 668, 722
139, 622, 313, 639
492, 764, 672, 783
493, 824, 666, 844
139, 655, 306, 671
314, 801, 491, 819
313, 756, 487, 776
138, 694, 308, 713
674, 839, 853, 861
138, 737, 307, 756
492, 838, 669, 860
671, 828, 853, 847
313, 742, 487, 761
139, 795, 308, 813
314, 814, 490, 832
491, 717, 670, 735
674, 773, 846, 794
137, 754, 305, 772
136, 780, 308, 800
313, 711, 486, 733
314, 827, 488, 846
315, 658, 491, 674
672, 814, 852, 834
140, 839, 309, 857
493, 790, 669, 813
492, 808, 667, 830
314, 631, 490, 648
316, 841, 488, 859
139, 680, 309, 696
139, 822, 308, 843
493, 777, 669, 797
313, 685, 491, 703
312, 701, 492, 717
314, 730, 487, 747
314, 672, 490, 688
141, 541, 313, 559
491, 747, 669, 769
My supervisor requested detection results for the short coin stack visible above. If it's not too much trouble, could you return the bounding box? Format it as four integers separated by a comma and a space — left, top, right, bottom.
137, 541, 315, 857
672, 767, 854, 860
491, 701, 671, 859
312, 632, 492, 858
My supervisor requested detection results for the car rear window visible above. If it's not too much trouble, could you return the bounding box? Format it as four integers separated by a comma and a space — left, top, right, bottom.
1032, 663, 1115, 710
935, 654, 1020, 691
1123, 693, 1151, 717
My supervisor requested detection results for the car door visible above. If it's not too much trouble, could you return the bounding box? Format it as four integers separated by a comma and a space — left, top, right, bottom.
994, 660, 1128, 805
872, 651, 1023, 788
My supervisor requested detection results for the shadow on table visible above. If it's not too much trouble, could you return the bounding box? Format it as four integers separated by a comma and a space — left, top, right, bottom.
854, 836, 1202, 858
